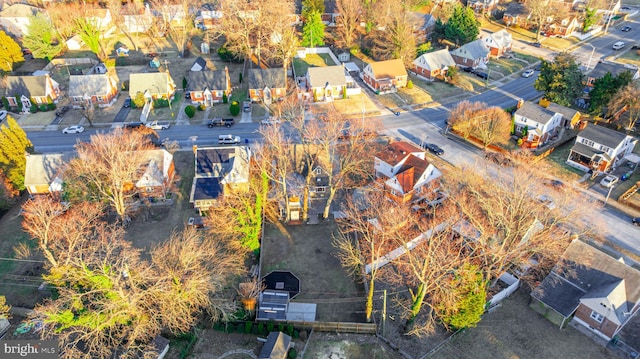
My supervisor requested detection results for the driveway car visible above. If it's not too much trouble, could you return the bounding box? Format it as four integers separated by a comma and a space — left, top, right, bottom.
621, 26, 632, 32
633, 217, 640, 226
461, 66, 473, 73
0, 110, 7, 122
185, 92, 191, 100
123, 98, 131, 108
62, 125, 84, 134
474, 71, 489, 80
243, 101, 251, 112
522, 69, 535, 78
600, 175, 619, 188
424, 143, 444, 155
55, 105, 70, 117
613, 41, 626, 50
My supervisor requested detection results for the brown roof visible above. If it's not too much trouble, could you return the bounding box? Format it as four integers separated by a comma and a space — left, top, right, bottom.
397, 154, 429, 192
368, 59, 408, 80
375, 142, 423, 166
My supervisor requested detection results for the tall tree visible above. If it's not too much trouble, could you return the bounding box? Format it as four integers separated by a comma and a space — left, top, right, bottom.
527, 0, 565, 41
0, 30, 24, 72
589, 71, 633, 116
302, 11, 326, 47
608, 82, 640, 131
441, 4, 480, 46
63, 129, 154, 222
335, 0, 362, 49
535, 53, 583, 107
23, 13, 63, 60
302, 0, 325, 20
0, 117, 33, 190
433, 264, 486, 330
74, 17, 106, 60
370, 9, 417, 64
106, 0, 138, 50
474, 106, 512, 150
448, 100, 489, 139
334, 188, 413, 322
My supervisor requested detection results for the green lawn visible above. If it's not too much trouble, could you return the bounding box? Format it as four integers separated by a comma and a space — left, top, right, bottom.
616, 48, 640, 67
293, 53, 338, 77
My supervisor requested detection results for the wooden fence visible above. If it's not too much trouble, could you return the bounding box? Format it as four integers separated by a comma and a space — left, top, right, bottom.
284, 321, 377, 334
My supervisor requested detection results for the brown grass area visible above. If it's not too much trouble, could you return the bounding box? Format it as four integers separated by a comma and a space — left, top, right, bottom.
317, 94, 380, 116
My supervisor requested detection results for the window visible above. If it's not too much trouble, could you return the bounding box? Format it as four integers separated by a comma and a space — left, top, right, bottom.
590, 311, 604, 323
600, 145, 610, 153
97, 96, 104, 102
73, 96, 84, 102
316, 187, 325, 193
314, 168, 322, 175
582, 138, 595, 147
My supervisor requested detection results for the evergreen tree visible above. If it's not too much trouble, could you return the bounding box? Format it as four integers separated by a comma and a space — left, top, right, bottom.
0, 116, 33, 190
23, 14, 63, 60
589, 71, 633, 116
302, 11, 325, 47
0, 30, 24, 72
443, 5, 480, 46
534, 53, 584, 107
74, 18, 105, 60
302, 0, 325, 20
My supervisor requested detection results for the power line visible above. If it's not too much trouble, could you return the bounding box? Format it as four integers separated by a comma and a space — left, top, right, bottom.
0, 257, 46, 263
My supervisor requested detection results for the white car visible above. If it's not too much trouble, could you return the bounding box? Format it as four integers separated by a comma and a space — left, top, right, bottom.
261, 117, 281, 125
0, 110, 7, 122
62, 125, 85, 134
613, 41, 626, 50
600, 175, 619, 188
522, 69, 535, 78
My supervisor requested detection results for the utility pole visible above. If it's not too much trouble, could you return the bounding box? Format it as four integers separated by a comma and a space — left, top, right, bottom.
382, 289, 387, 337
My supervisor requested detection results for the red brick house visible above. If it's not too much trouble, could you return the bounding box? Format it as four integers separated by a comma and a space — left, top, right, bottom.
247, 68, 287, 104
68, 73, 119, 108
186, 67, 232, 106
531, 240, 640, 341
361, 59, 408, 94
3, 74, 60, 111
411, 49, 456, 81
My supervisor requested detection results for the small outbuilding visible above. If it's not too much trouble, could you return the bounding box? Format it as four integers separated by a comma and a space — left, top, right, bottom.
258, 332, 292, 359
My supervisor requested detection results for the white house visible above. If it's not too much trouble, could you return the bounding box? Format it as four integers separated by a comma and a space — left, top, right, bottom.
513, 101, 564, 148
483, 29, 513, 57
411, 49, 456, 81
567, 123, 637, 172
0, 4, 42, 37
374, 142, 442, 203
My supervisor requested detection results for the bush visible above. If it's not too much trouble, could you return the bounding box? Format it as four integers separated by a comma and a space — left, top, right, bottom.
218, 45, 243, 63
198, 104, 206, 111
229, 101, 240, 116
29, 105, 38, 113
185, 105, 196, 118
277, 323, 285, 333
104, 58, 116, 68
39, 104, 47, 112
244, 321, 252, 334
182, 77, 187, 90
286, 324, 294, 337
267, 321, 274, 333
153, 98, 169, 108
258, 323, 266, 335
288, 348, 298, 359
47, 103, 56, 111
1, 97, 9, 110
222, 92, 228, 104
238, 73, 243, 84
406, 80, 414, 89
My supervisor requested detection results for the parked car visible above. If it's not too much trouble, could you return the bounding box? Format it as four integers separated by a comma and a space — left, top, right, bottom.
55, 105, 70, 117
261, 117, 281, 125
243, 101, 251, 112
461, 66, 473, 73
621, 26, 632, 32
184, 92, 191, 100
62, 125, 84, 134
474, 71, 489, 80
424, 143, 444, 155
218, 134, 241, 144
543, 179, 565, 189
600, 175, 619, 188
632, 217, 640, 226
0, 110, 7, 122
123, 98, 131, 108
522, 69, 535, 78
530, 41, 542, 47
207, 118, 234, 128
145, 121, 171, 130
124, 122, 145, 129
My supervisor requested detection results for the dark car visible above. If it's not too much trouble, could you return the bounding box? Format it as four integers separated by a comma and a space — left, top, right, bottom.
123, 98, 131, 108
424, 143, 444, 155
543, 179, 565, 189
185, 92, 191, 100
474, 71, 489, 80
621, 26, 632, 32
55, 105, 70, 117
207, 118, 234, 128
461, 66, 473, 73
124, 122, 145, 129
633, 217, 640, 226
530, 42, 542, 47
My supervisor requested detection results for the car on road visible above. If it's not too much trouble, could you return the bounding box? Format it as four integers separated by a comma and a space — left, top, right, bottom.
124, 122, 145, 129
261, 117, 281, 125
207, 118, 234, 128
123, 98, 131, 108
62, 125, 84, 134
473, 71, 489, 80
0, 110, 7, 122
600, 175, 619, 188
633, 217, 640, 226
622, 6, 631, 10
145, 121, 171, 130
613, 41, 626, 50
530, 41, 542, 47
423, 143, 444, 155
522, 69, 535, 78
55, 105, 70, 117
621, 26, 632, 32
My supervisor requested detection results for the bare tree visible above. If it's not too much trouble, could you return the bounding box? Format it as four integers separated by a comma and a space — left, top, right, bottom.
256, 125, 295, 219
63, 129, 155, 222
608, 82, 640, 132
448, 100, 487, 139
474, 106, 512, 150
369, 6, 417, 64
334, 187, 413, 322
527, 0, 566, 41
335, 0, 363, 49
106, 0, 138, 50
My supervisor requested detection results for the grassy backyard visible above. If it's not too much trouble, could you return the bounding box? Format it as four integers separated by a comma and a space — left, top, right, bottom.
293, 53, 339, 77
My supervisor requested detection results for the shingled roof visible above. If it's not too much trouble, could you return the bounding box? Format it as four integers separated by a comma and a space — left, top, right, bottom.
367, 59, 408, 80
578, 123, 628, 149
515, 102, 557, 125
248, 68, 287, 89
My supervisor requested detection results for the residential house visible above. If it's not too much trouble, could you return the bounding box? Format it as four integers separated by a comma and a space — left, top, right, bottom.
129, 72, 176, 103
68, 73, 119, 108
502, 2, 531, 28
361, 59, 408, 94
122, 4, 154, 33
531, 239, 640, 341
258, 332, 292, 359
374, 142, 442, 203
66, 35, 85, 51
336, 50, 351, 63
0, 3, 42, 37
408, 12, 436, 42
135, 149, 175, 199
542, 15, 580, 37
3, 74, 60, 111
411, 49, 456, 81
468, 0, 500, 13
483, 29, 513, 57
308, 165, 330, 197
450, 39, 490, 69
84, 8, 113, 32
545, 100, 582, 129
186, 68, 232, 106
513, 101, 564, 148
248, 68, 287, 104
23, 153, 75, 196
190, 146, 251, 212
196, 9, 223, 29
585, 61, 640, 87
567, 123, 637, 172
306, 66, 347, 102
